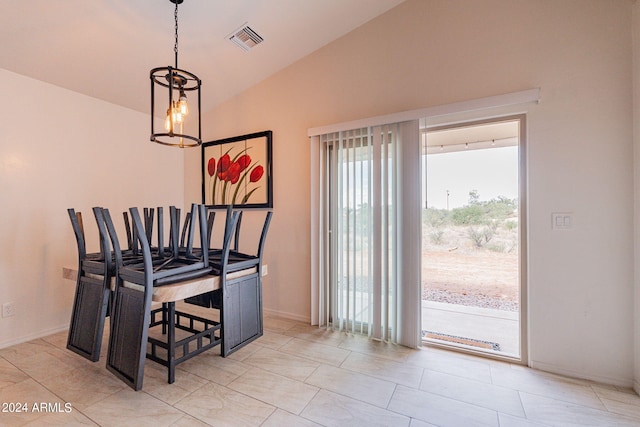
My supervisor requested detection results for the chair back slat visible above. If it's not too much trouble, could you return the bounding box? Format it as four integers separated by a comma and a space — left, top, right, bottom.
257, 211, 273, 262
180, 211, 191, 248
67, 209, 87, 261
122, 212, 133, 251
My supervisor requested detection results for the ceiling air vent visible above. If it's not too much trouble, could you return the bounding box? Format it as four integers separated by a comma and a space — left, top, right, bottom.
228, 24, 264, 51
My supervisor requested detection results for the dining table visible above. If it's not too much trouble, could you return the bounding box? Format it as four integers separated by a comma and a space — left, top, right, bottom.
62, 263, 266, 388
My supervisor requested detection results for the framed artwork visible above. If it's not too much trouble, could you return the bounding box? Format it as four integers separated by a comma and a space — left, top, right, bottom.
202, 130, 273, 208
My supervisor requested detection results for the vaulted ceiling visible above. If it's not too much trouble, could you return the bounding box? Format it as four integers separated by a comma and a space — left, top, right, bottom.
0, 0, 406, 115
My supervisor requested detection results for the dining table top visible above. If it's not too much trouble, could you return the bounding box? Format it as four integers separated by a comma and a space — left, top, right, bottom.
62, 266, 260, 303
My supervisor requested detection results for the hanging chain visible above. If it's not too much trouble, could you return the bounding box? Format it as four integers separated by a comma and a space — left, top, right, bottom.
173, 1, 179, 68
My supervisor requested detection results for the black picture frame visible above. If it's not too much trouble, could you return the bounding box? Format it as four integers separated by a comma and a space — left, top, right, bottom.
202, 130, 273, 209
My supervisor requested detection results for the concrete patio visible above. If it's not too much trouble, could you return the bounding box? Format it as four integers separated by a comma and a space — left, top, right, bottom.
422, 300, 520, 357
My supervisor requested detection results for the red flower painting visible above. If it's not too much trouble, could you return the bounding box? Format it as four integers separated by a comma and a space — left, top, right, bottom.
207, 147, 266, 205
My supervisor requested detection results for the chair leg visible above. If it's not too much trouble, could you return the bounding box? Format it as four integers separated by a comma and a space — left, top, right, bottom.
162, 302, 168, 335
167, 302, 176, 384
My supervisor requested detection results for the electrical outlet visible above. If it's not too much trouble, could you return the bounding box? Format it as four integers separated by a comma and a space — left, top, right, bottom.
262, 265, 268, 276
2, 302, 15, 318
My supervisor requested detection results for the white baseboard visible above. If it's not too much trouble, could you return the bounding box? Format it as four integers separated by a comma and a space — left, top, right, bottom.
263, 308, 310, 323
530, 359, 633, 388
0, 324, 69, 350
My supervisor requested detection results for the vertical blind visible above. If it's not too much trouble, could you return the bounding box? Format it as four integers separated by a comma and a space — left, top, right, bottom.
316, 124, 408, 342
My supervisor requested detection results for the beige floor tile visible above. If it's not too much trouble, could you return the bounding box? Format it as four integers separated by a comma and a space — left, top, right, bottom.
38, 364, 126, 411
140, 360, 208, 405
497, 413, 553, 427
0, 379, 68, 425
174, 381, 275, 426
0, 356, 30, 389
409, 419, 439, 427
228, 366, 319, 414
40, 330, 70, 350
420, 368, 525, 417
0, 339, 56, 361
305, 364, 396, 408
261, 408, 323, 427
592, 383, 640, 406
388, 384, 499, 427
1, 344, 88, 383
81, 388, 184, 427
170, 414, 212, 427
177, 351, 251, 386
506, 362, 596, 387
519, 392, 640, 427
301, 389, 410, 427
224, 341, 263, 361
600, 397, 640, 419
23, 409, 98, 426
256, 330, 294, 349
263, 317, 301, 333
404, 346, 493, 383
490, 364, 607, 410
279, 338, 351, 366
243, 347, 320, 381
340, 351, 424, 388
282, 324, 349, 347
338, 335, 413, 362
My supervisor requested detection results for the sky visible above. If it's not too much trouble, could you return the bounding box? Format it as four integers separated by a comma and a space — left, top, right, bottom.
423, 146, 519, 210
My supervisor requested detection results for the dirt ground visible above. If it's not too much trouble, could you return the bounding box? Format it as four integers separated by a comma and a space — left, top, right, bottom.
421, 224, 520, 307
422, 249, 519, 301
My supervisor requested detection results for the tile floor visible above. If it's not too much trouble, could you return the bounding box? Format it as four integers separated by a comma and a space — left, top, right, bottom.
1, 303, 640, 426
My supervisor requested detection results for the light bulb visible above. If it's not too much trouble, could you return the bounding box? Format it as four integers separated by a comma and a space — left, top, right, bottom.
177, 121, 184, 148
173, 108, 183, 124
178, 91, 189, 116
164, 108, 172, 131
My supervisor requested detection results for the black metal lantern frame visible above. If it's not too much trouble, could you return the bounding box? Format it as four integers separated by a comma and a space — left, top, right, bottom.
150, 0, 202, 148
150, 66, 202, 147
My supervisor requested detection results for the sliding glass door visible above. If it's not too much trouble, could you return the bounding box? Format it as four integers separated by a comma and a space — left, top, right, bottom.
421, 116, 527, 361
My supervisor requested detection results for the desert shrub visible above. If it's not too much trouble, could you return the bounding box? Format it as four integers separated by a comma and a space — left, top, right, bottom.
467, 222, 498, 248
503, 220, 518, 231
423, 208, 449, 228
483, 196, 517, 220
429, 228, 445, 245
452, 204, 485, 225
467, 227, 484, 247
424, 192, 517, 229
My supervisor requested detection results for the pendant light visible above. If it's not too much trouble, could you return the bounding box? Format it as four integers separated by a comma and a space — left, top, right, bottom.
150, 0, 202, 147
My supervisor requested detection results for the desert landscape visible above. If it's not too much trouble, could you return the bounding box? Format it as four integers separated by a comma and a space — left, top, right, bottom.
422, 209, 520, 312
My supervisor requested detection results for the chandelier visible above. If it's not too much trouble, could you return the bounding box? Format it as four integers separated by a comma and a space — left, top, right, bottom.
150, 0, 202, 147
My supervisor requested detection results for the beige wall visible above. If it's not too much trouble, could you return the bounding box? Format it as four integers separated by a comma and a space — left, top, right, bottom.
186, 0, 635, 385
0, 69, 184, 347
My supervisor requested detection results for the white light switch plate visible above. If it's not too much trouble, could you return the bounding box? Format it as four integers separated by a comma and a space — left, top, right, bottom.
552, 212, 573, 230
